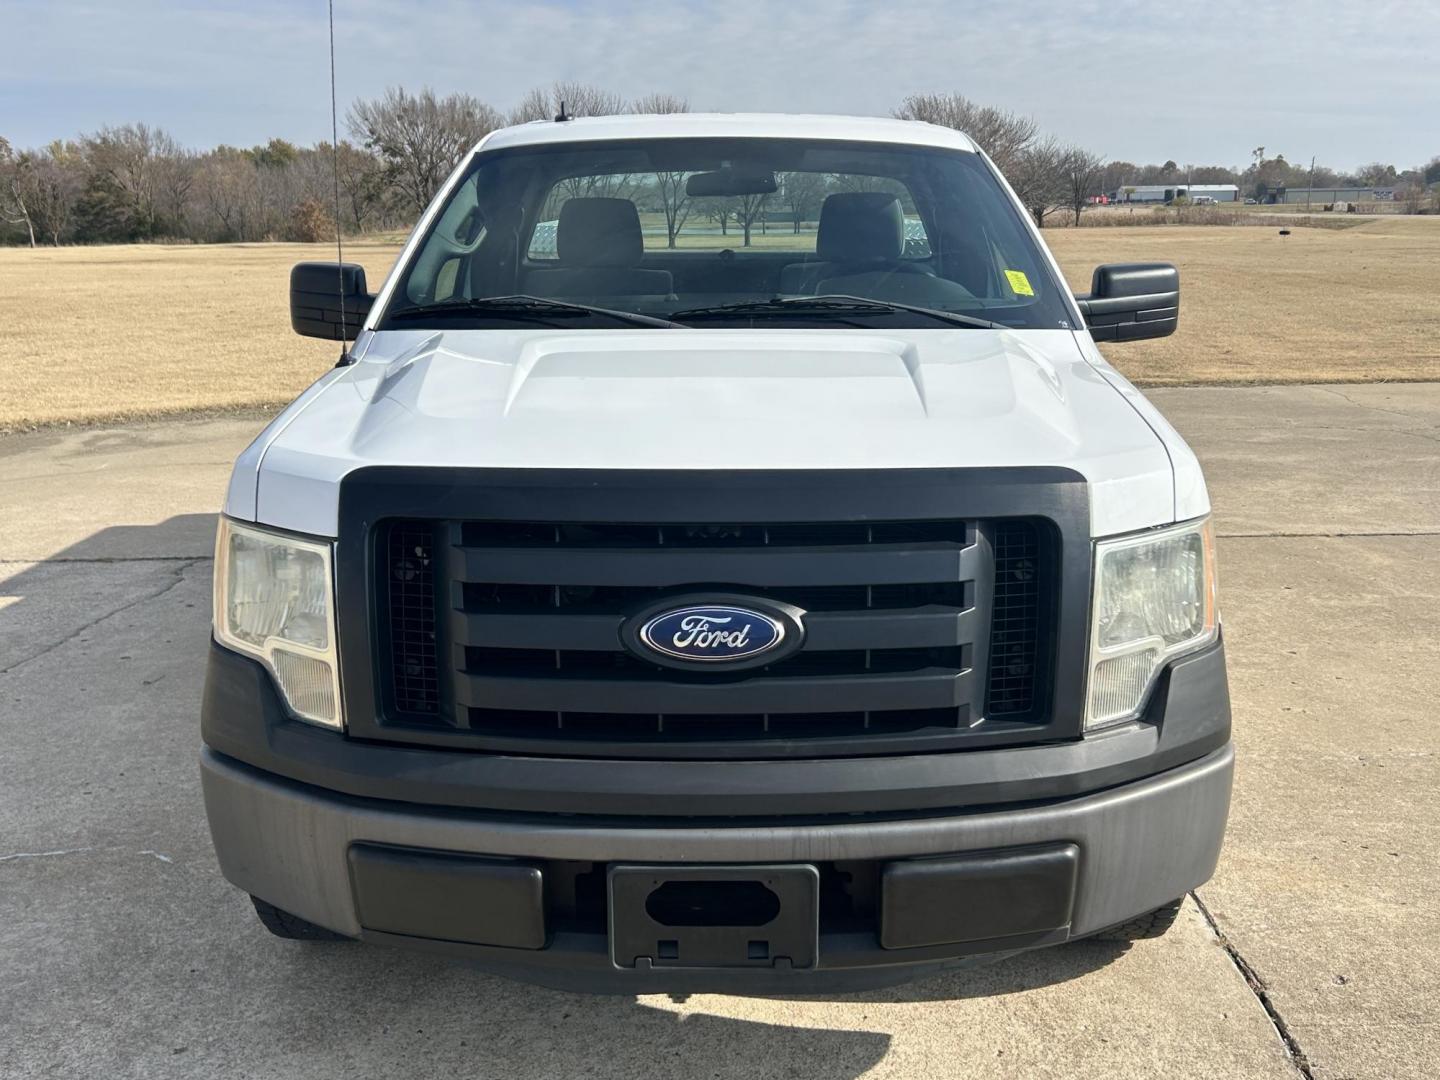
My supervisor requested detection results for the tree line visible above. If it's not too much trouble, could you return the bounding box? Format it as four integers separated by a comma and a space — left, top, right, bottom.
4, 84, 1437, 247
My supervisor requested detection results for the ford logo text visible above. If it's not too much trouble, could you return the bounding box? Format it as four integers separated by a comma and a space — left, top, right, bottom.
635, 604, 791, 665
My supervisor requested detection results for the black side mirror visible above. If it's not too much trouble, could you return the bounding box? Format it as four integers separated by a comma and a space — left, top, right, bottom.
290, 262, 374, 341
1074, 263, 1179, 341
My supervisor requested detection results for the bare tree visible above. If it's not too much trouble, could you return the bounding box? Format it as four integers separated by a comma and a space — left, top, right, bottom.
698, 197, 733, 235
629, 92, 689, 115
1008, 137, 1068, 228
349, 87, 501, 213
507, 87, 552, 125
0, 138, 83, 245
332, 141, 386, 233
1061, 147, 1105, 226
553, 81, 626, 117
631, 92, 692, 247
780, 171, 825, 232
151, 145, 198, 235
509, 82, 626, 124
23, 143, 83, 244
196, 147, 261, 241
734, 191, 769, 246
3, 139, 86, 247
894, 93, 1038, 173
0, 137, 37, 246
81, 124, 163, 237
552, 168, 639, 204
650, 171, 691, 248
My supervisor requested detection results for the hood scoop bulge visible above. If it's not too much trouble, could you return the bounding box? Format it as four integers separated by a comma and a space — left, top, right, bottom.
497, 334, 929, 421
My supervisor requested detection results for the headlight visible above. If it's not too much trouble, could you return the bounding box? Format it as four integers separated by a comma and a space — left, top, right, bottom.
213, 518, 342, 729
1086, 517, 1217, 729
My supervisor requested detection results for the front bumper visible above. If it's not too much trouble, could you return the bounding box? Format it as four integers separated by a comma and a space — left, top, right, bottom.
201, 634, 1232, 993
201, 739, 1232, 993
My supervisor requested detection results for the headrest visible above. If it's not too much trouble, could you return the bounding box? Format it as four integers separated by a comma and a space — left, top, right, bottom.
815, 192, 905, 262
556, 198, 644, 268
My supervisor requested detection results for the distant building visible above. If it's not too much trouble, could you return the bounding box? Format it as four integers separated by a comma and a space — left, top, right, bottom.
1111, 183, 1240, 204
1263, 186, 1396, 205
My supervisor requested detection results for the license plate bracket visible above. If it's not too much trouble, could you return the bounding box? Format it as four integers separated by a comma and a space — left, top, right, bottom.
609, 864, 819, 971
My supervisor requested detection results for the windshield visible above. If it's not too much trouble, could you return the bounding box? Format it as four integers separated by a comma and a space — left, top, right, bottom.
379, 137, 1073, 331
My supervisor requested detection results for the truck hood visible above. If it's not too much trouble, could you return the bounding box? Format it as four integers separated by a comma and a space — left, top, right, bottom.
230, 328, 1190, 537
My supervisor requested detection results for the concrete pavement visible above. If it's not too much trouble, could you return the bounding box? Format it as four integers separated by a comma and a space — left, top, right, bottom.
2, 385, 1437, 1078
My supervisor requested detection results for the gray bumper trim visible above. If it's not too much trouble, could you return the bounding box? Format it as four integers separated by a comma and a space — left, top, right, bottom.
202, 741, 1233, 960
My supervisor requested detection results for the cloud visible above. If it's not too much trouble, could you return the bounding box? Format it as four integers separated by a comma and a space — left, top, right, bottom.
1, 0, 1435, 168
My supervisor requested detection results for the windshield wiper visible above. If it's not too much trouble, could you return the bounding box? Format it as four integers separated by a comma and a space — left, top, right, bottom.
386, 295, 684, 329
671, 295, 1000, 329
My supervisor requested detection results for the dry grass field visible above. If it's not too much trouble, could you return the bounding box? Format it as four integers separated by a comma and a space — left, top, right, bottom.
1046, 216, 1440, 386
2, 216, 1439, 432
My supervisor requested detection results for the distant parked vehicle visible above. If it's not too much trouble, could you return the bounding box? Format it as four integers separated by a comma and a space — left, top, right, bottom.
1192, 195, 1216, 206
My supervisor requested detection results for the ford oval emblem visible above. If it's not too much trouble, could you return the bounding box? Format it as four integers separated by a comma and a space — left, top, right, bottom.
626, 597, 805, 669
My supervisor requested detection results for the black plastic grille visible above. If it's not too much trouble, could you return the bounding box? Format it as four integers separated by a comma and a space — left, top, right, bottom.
384, 523, 439, 715
374, 512, 1054, 757
986, 520, 1043, 716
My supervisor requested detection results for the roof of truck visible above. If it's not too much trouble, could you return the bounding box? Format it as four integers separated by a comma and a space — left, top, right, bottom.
477, 113, 979, 154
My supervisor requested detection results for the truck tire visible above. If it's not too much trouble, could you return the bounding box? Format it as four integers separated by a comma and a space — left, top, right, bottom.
250, 896, 352, 942
1085, 897, 1184, 942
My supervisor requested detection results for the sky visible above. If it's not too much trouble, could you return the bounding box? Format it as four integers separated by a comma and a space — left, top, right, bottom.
2, 0, 1436, 171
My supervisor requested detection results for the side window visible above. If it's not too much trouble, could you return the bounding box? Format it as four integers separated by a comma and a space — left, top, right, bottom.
404, 174, 485, 303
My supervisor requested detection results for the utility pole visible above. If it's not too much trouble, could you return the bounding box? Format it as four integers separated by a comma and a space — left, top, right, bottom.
1307, 155, 1316, 211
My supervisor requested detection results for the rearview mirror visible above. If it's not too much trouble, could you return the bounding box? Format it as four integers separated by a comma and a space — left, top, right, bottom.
686, 167, 778, 198
290, 262, 374, 341
1074, 263, 1179, 341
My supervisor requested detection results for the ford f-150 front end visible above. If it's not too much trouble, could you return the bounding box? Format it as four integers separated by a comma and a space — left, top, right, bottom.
201, 113, 1230, 993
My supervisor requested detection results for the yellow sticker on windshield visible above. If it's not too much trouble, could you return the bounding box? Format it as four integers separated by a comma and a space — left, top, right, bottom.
1005, 269, 1035, 296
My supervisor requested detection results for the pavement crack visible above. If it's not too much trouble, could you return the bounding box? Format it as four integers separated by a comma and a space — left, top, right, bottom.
1300, 422, 1440, 446
1193, 891, 1316, 1079
1314, 386, 1440, 429
0, 847, 177, 864
0, 848, 90, 863
0, 557, 201, 676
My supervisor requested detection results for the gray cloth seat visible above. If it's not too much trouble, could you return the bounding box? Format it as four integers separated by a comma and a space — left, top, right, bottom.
525, 198, 673, 299
780, 192, 932, 295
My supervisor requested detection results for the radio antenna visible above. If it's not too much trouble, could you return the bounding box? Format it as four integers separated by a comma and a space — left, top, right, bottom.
327, 0, 348, 361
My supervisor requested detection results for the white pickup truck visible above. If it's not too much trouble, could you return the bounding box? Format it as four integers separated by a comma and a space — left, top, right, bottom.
202, 113, 1230, 993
